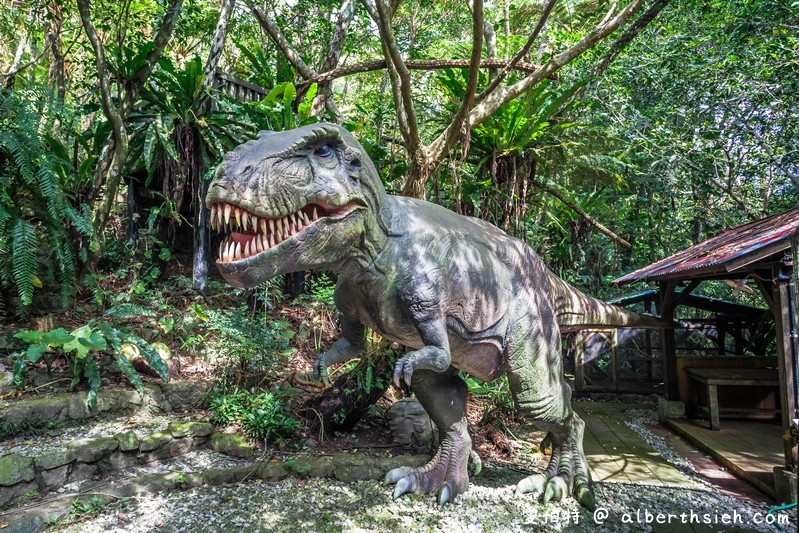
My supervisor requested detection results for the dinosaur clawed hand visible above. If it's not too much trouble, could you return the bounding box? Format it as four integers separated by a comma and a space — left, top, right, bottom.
384, 419, 471, 506
515, 431, 596, 510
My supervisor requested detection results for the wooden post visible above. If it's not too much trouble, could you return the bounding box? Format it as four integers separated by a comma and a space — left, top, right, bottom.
659, 280, 679, 400
772, 261, 798, 470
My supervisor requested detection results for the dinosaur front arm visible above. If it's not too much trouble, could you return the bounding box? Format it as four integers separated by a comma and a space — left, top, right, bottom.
393, 318, 451, 388
313, 314, 365, 386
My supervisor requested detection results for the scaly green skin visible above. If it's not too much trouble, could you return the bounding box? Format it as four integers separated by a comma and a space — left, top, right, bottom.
206, 123, 665, 509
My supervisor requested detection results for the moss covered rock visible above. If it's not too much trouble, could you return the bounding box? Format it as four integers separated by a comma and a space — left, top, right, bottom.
167, 421, 213, 438
139, 431, 172, 452
0, 453, 35, 486
115, 430, 141, 452
65, 437, 118, 463
33, 449, 77, 470
210, 432, 253, 459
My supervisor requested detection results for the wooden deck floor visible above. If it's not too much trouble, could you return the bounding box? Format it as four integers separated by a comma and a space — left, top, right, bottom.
663, 417, 783, 498
573, 402, 697, 488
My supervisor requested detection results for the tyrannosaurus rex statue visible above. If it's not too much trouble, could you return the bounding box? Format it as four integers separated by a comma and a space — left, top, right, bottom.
206, 123, 665, 509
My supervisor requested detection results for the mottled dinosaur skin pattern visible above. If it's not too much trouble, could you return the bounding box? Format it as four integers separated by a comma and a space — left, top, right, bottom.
206, 123, 665, 509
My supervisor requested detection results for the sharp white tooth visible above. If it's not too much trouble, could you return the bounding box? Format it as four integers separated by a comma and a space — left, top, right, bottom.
261, 234, 269, 251
244, 241, 251, 257
224, 204, 231, 227
302, 211, 310, 225
276, 217, 283, 235
223, 241, 231, 262
260, 218, 267, 234
312, 207, 319, 221
283, 217, 290, 238
234, 242, 242, 260
218, 241, 223, 260
235, 208, 242, 229
242, 211, 249, 232
268, 219, 275, 234
269, 234, 276, 248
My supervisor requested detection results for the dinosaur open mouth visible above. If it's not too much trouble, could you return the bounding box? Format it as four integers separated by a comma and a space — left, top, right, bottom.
210, 201, 359, 263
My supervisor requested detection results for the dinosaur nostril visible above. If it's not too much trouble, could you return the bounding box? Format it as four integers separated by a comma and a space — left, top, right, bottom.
243, 165, 252, 173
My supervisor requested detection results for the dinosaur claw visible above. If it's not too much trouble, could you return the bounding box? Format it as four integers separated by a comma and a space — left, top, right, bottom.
384, 467, 413, 485
576, 485, 596, 511
393, 476, 415, 499
516, 473, 547, 495
542, 476, 568, 504
437, 484, 452, 507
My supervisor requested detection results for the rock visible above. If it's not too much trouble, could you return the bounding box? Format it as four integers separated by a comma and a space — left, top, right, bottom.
65, 437, 119, 463
0, 453, 35, 486
286, 456, 334, 478
331, 454, 385, 483
139, 431, 172, 452
210, 433, 253, 459
115, 430, 140, 452
145, 436, 194, 462
0, 395, 68, 427
38, 464, 70, 489
108, 451, 137, 470
2, 513, 45, 533
161, 381, 210, 411
0, 371, 14, 395
388, 398, 434, 445
0, 480, 38, 507
167, 421, 213, 438
66, 462, 97, 484
256, 462, 290, 481
33, 449, 76, 470
203, 466, 258, 485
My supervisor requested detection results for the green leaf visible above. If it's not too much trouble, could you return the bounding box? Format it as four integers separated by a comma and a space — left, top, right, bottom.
13, 357, 26, 388
83, 356, 101, 408
63, 325, 94, 359
115, 351, 144, 394
15, 330, 45, 343
78, 331, 107, 352
26, 343, 47, 363
193, 303, 209, 322
41, 328, 75, 346
143, 122, 157, 171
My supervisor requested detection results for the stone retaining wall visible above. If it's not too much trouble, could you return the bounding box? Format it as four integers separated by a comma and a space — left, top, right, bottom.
0, 381, 211, 431
0, 421, 216, 506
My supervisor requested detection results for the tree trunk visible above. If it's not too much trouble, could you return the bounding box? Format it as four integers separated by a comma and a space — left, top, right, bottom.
304, 348, 396, 437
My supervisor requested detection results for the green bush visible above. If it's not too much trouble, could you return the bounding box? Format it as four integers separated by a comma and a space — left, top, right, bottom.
209, 388, 299, 443
12, 311, 169, 406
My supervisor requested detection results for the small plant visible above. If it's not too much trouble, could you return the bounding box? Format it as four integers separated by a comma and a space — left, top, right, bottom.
209, 388, 299, 443
68, 496, 109, 520
12, 313, 169, 406
21, 489, 39, 501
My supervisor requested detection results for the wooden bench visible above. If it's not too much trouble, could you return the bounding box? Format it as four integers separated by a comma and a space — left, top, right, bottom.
685, 367, 780, 430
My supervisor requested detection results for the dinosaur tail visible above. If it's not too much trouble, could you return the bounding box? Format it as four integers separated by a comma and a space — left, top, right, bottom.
547, 272, 672, 332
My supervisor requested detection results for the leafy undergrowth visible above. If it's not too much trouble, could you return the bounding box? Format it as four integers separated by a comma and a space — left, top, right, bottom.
1, 267, 525, 465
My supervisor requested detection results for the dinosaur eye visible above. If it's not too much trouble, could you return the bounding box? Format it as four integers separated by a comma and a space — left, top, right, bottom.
314, 144, 335, 158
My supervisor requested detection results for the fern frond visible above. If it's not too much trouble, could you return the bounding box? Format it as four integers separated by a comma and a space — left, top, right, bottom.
11, 218, 38, 307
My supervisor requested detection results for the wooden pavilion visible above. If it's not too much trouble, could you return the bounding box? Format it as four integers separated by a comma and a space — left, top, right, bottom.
613, 206, 799, 499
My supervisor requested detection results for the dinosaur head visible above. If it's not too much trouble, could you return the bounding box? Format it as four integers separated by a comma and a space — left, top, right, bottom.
206, 123, 390, 287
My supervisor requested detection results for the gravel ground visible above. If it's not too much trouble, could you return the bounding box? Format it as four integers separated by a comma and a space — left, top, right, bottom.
59, 408, 797, 533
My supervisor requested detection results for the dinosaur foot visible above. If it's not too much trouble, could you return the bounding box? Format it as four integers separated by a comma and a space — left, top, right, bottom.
515, 430, 596, 510
384, 418, 471, 506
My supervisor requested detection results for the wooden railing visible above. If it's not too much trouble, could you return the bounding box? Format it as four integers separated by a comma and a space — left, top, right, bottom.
214, 70, 267, 102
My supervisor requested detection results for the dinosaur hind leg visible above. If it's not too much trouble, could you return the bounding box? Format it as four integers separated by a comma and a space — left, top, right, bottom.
384, 368, 471, 506
506, 324, 595, 509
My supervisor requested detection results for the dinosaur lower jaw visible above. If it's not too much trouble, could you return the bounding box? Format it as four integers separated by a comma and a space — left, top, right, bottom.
210, 200, 361, 264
